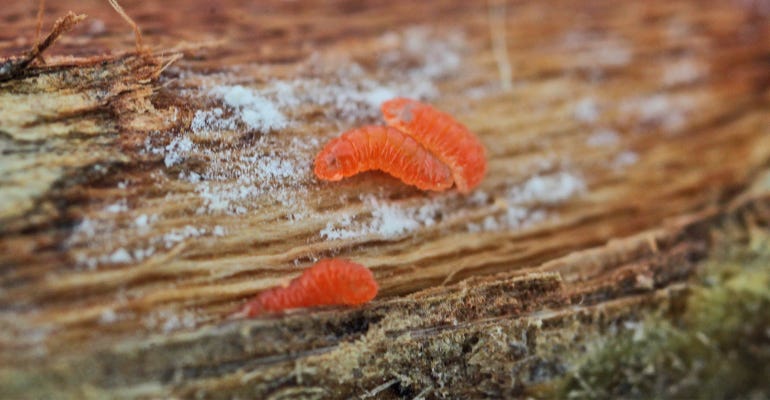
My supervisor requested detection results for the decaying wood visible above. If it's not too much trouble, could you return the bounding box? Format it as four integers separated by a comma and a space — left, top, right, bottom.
1, 0, 769, 398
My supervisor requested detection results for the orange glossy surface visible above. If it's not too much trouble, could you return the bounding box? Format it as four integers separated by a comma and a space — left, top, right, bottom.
314, 125, 453, 191
381, 98, 487, 193
242, 259, 378, 316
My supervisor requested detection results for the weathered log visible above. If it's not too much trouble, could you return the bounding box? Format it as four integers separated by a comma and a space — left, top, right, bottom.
1, 0, 769, 398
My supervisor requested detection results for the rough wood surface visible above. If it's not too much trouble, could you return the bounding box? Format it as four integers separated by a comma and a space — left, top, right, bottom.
1, 0, 769, 398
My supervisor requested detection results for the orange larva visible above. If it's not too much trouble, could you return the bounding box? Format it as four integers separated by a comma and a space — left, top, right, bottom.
314, 125, 453, 192
241, 258, 378, 317
381, 98, 487, 193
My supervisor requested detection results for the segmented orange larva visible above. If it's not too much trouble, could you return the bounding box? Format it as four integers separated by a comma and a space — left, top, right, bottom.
314, 125, 454, 191
241, 259, 378, 316
381, 98, 487, 193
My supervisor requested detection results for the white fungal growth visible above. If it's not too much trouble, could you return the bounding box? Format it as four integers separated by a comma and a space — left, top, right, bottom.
319, 196, 442, 240
574, 97, 600, 123
192, 85, 288, 134
508, 172, 586, 205
586, 129, 620, 147
164, 137, 195, 167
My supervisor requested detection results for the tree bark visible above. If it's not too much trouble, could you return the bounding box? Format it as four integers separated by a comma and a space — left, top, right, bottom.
1, 0, 769, 398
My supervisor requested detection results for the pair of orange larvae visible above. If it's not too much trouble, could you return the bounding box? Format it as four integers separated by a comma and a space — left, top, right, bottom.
242, 98, 487, 316
315, 97, 487, 193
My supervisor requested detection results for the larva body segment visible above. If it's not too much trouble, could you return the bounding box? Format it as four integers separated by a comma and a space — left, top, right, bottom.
381, 98, 487, 193
314, 125, 453, 191
243, 259, 378, 316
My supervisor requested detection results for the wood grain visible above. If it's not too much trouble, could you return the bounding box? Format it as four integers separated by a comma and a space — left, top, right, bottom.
1, 0, 769, 398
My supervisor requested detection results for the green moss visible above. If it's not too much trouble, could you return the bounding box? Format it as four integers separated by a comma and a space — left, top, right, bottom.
552, 229, 770, 399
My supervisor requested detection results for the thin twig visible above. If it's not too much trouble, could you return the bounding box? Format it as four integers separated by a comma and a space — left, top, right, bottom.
33, 12, 86, 62
361, 378, 399, 398
33, 0, 48, 64
488, 0, 513, 92
412, 385, 433, 400
0, 11, 86, 81
34, 0, 46, 45
150, 52, 183, 80
107, 0, 144, 53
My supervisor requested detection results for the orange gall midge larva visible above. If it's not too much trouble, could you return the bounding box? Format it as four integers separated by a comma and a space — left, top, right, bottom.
381, 98, 487, 193
314, 125, 453, 192
241, 258, 378, 317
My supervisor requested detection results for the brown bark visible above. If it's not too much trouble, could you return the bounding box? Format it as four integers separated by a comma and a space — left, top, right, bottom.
1, 0, 769, 398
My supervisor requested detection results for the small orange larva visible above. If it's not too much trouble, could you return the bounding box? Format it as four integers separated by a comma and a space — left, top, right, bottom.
314, 125, 453, 191
381, 98, 487, 193
241, 258, 378, 316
